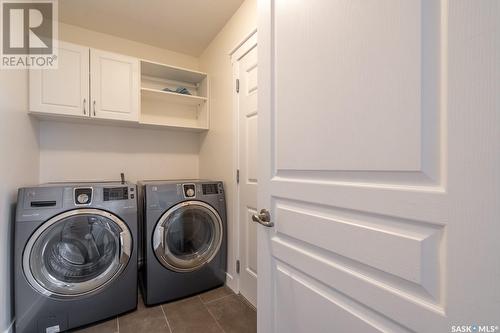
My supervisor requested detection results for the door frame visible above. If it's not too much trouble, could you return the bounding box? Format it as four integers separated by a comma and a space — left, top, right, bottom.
229, 29, 257, 294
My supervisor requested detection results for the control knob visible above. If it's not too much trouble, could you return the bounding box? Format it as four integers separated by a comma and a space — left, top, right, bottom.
77, 193, 89, 204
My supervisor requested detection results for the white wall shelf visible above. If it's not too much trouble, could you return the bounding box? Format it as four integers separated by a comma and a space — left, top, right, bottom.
140, 60, 209, 131
138, 120, 208, 132
141, 87, 207, 107
141, 60, 207, 83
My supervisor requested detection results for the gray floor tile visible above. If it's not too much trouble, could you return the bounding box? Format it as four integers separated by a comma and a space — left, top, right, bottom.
67, 290, 256, 333
118, 297, 170, 333
206, 294, 257, 333
163, 296, 223, 333
199, 286, 234, 304
71, 317, 118, 333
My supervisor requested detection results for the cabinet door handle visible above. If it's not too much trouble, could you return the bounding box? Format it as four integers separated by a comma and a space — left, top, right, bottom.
83, 98, 86, 115
93, 100, 96, 116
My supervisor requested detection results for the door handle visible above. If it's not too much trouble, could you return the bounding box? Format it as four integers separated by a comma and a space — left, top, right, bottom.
93, 100, 96, 116
252, 209, 273, 227
83, 98, 86, 115
152, 225, 166, 252
119, 231, 131, 264
158, 225, 165, 249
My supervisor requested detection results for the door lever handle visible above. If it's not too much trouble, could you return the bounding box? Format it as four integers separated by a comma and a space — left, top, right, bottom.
252, 209, 273, 227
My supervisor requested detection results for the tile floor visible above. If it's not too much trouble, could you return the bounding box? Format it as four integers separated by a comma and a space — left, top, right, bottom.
72, 286, 256, 333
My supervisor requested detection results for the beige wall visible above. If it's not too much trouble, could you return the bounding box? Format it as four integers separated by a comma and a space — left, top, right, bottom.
39, 23, 201, 184
39, 121, 199, 183
198, 0, 257, 290
0, 70, 39, 332
59, 22, 199, 69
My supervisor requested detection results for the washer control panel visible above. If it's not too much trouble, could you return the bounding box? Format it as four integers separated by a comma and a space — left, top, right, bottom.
202, 183, 222, 195
74, 188, 92, 205
103, 187, 130, 201
183, 184, 196, 198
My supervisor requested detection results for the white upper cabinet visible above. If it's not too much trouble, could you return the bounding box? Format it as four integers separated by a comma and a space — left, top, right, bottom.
29, 41, 89, 117
90, 49, 139, 122
29, 41, 207, 130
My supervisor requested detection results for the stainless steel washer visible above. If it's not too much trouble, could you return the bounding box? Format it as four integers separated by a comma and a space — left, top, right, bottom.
138, 180, 227, 305
14, 183, 138, 333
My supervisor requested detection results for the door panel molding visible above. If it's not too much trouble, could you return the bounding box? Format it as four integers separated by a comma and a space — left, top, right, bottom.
274, 261, 417, 333
271, 0, 444, 185
275, 201, 443, 296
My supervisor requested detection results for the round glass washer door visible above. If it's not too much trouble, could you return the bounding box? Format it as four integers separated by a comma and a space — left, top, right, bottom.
23, 209, 132, 298
153, 201, 223, 272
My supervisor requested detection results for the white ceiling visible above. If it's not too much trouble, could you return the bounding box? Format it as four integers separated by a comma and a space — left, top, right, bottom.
59, 0, 245, 56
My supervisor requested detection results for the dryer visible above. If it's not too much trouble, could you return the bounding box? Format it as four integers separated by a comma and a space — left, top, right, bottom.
138, 180, 227, 305
14, 182, 137, 333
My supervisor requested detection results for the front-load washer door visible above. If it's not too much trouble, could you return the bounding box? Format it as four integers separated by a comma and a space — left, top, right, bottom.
23, 209, 132, 299
153, 201, 223, 272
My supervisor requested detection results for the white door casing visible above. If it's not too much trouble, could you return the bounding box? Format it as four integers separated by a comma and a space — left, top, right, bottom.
29, 41, 89, 117
257, 0, 500, 332
90, 49, 139, 122
233, 32, 258, 307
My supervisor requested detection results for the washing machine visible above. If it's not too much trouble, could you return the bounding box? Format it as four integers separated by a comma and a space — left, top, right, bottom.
14, 182, 138, 333
138, 180, 227, 305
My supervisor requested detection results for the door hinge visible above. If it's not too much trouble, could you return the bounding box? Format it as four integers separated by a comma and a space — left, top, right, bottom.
236, 260, 240, 274
236, 169, 240, 184
236, 79, 240, 93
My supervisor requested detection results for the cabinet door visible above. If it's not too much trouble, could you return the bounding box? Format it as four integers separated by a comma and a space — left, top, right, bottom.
29, 41, 89, 117
90, 49, 139, 122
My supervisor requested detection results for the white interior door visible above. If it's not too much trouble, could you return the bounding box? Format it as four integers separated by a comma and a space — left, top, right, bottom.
90, 49, 139, 122
257, 1, 500, 332
234, 33, 258, 307
29, 41, 89, 117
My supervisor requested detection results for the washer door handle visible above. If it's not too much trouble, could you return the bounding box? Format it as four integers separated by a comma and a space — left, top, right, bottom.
119, 231, 131, 264
153, 225, 165, 252
158, 225, 165, 249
